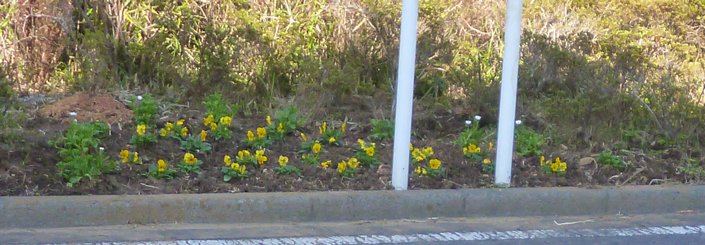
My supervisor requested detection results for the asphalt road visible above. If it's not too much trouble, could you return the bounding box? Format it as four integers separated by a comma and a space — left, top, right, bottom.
4, 212, 705, 245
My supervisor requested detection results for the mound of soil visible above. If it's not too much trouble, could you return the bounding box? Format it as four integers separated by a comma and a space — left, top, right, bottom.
37, 92, 133, 124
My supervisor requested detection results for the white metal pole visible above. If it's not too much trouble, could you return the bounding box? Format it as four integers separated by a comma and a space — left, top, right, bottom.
391, 0, 420, 190
495, 0, 524, 187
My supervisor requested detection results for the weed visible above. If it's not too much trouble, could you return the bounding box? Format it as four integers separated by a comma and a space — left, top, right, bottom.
454, 118, 488, 148
48, 121, 115, 187
677, 158, 705, 183
368, 119, 394, 141
515, 126, 545, 157
597, 151, 626, 172
131, 94, 159, 127
272, 106, 302, 134
203, 93, 239, 121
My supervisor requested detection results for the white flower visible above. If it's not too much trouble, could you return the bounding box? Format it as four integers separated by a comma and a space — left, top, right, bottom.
515, 120, 522, 125
137, 95, 143, 101
465, 120, 473, 126
474, 115, 482, 121
69, 112, 77, 117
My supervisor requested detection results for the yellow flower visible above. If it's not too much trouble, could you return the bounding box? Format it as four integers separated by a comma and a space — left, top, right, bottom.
410, 143, 414, 151
429, 159, 441, 170
200, 130, 207, 141
415, 166, 422, 175
210, 122, 217, 131
257, 127, 267, 138
133, 152, 139, 163
348, 158, 360, 169
266, 116, 272, 126
238, 150, 251, 159
319, 122, 327, 134
365, 146, 375, 157
231, 163, 240, 170
239, 165, 246, 174
555, 157, 563, 164
247, 130, 254, 141
220, 116, 232, 127
412, 148, 426, 161
422, 168, 428, 175
160, 128, 167, 137
224, 155, 232, 166
321, 160, 331, 168
489, 142, 494, 151
136, 124, 146, 136
278, 156, 289, 167
181, 127, 188, 137
559, 162, 567, 172
329, 137, 336, 144
422, 147, 434, 156
177, 119, 185, 126
301, 133, 308, 142
256, 150, 265, 157
120, 150, 129, 163
313, 142, 322, 154
277, 123, 283, 133
341, 122, 346, 132
204, 114, 214, 127
463, 147, 468, 155
483, 158, 492, 165
551, 163, 559, 172
258, 155, 268, 165
467, 144, 481, 153
358, 139, 365, 148
158, 159, 166, 172
184, 153, 198, 164
166, 122, 174, 131
337, 161, 346, 173
540, 156, 546, 166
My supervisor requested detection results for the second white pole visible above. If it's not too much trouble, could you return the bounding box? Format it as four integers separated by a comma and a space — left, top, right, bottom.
391, 0, 420, 190
494, 0, 524, 187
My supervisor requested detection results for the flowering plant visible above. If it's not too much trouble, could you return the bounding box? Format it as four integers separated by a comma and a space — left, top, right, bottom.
180, 129, 212, 153
301, 141, 323, 165
242, 127, 272, 149
147, 159, 176, 179
209, 115, 233, 140
410, 144, 434, 166
540, 156, 567, 175
275, 156, 301, 176
119, 149, 142, 165
319, 121, 346, 145
178, 153, 203, 173
355, 139, 380, 166
130, 124, 157, 146
337, 158, 359, 178
414, 159, 445, 178
221, 155, 248, 181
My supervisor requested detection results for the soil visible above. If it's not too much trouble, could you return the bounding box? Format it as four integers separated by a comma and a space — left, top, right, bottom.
0, 92, 692, 196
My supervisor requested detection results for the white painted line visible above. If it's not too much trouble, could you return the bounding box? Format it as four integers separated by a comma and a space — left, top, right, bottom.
41, 225, 705, 245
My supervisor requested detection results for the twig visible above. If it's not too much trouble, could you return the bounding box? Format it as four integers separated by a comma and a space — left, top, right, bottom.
554, 219, 594, 226
140, 183, 159, 189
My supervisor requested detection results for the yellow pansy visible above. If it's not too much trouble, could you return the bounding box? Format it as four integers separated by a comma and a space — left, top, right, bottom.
184, 153, 198, 164
483, 158, 492, 164
210, 122, 217, 131
200, 130, 207, 141
266, 116, 272, 126
256, 127, 266, 138
120, 150, 129, 163
329, 137, 336, 144
337, 161, 346, 173
204, 114, 214, 127
166, 122, 174, 131
301, 133, 308, 142
133, 152, 139, 163
220, 116, 232, 127
313, 142, 322, 154
177, 119, 185, 126
365, 146, 375, 157
278, 156, 289, 167
321, 160, 331, 168
429, 159, 441, 170
181, 127, 188, 137
224, 155, 232, 166
277, 123, 283, 133
247, 130, 254, 141
158, 159, 166, 172
136, 125, 146, 136
348, 158, 359, 169
341, 122, 346, 132
319, 122, 327, 134
160, 128, 167, 137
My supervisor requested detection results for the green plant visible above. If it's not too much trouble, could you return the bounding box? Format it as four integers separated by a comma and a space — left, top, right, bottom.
130, 124, 157, 146
337, 158, 359, 178
301, 141, 322, 165
539, 156, 567, 175
481, 158, 495, 174
298, 133, 318, 154
48, 121, 115, 187
454, 118, 488, 148
235, 149, 267, 168
209, 116, 233, 140
119, 150, 142, 164
410, 144, 434, 166
368, 119, 394, 141
178, 153, 203, 173
130, 94, 159, 127
146, 159, 177, 179
354, 139, 381, 166
514, 126, 544, 157
242, 128, 272, 149
462, 142, 490, 161
222, 155, 248, 181
414, 158, 445, 178
203, 93, 239, 121
319, 121, 345, 145
677, 158, 705, 182
597, 151, 627, 172
275, 156, 301, 176
272, 106, 302, 134
265, 116, 286, 142
180, 130, 212, 153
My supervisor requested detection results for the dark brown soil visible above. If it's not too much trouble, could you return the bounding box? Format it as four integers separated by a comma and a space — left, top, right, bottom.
0, 93, 691, 196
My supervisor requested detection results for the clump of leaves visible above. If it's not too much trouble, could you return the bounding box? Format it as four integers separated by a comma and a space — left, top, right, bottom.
515, 126, 545, 157
203, 93, 239, 122
131, 94, 159, 127
180, 130, 212, 153
368, 119, 394, 141
273, 106, 302, 133
597, 151, 626, 172
48, 121, 115, 187
454, 117, 488, 148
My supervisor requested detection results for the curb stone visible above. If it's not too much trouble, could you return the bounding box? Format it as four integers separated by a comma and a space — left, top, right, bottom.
1, 185, 703, 229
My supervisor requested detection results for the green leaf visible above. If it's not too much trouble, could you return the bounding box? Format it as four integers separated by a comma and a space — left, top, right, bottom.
224, 175, 232, 182
69, 176, 82, 184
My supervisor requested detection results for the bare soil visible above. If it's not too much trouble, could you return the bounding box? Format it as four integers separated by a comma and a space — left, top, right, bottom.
0, 92, 689, 196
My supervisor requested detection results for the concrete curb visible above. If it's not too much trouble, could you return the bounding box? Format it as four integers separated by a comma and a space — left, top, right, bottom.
1, 185, 704, 229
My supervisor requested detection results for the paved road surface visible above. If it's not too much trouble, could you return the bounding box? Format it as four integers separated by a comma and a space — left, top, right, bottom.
3, 212, 705, 244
